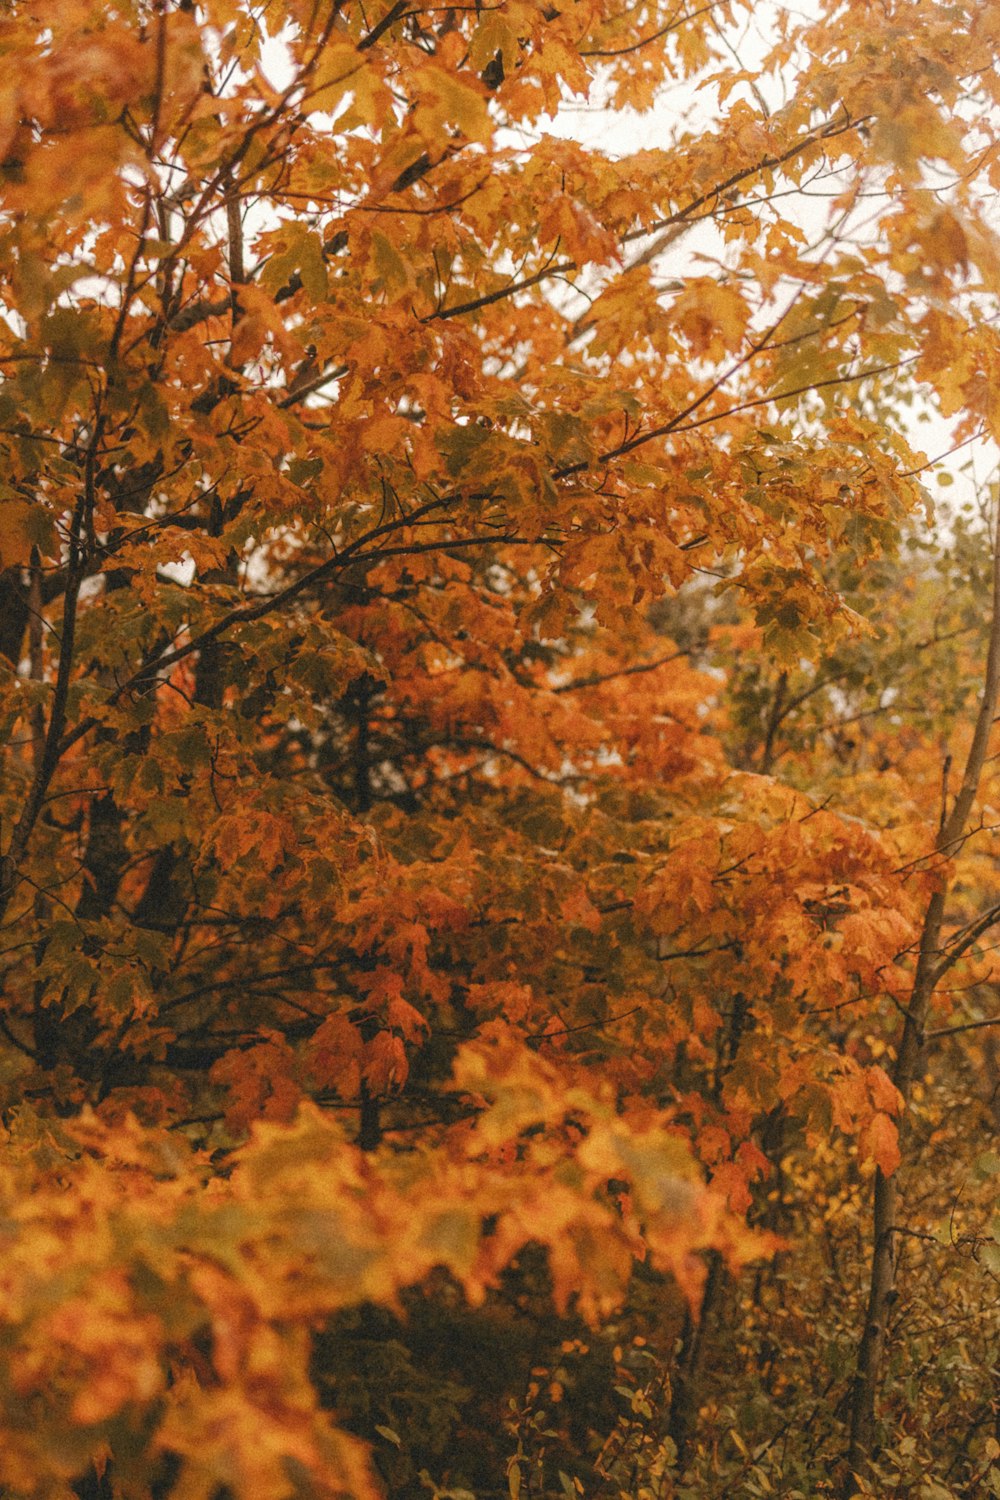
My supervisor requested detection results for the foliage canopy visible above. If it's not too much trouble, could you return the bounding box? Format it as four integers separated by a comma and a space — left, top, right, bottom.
3, 0, 1000, 1495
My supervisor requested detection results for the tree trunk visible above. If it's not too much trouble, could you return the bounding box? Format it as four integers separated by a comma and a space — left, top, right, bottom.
846, 513, 1000, 1483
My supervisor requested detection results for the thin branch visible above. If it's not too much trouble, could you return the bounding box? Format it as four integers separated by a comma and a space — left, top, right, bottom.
429, 111, 867, 322
357, 0, 409, 50
927, 1014, 1000, 1041
581, 0, 719, 57
55, 528, 552, 760
551, 648, 691, 693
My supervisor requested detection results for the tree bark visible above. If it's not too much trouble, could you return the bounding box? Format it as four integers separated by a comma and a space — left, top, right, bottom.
668, 1250, 723, 1467
846, 513, 1000, 1483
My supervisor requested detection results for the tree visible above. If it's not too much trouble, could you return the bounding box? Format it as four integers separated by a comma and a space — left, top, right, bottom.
2, 0, 1000, 1496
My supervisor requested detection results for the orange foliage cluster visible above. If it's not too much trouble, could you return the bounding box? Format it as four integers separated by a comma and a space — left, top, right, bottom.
1, 0, 1000, 1495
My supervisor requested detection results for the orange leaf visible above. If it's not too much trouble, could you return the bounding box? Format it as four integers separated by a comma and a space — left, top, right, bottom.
867, 1065, 903, 1116
861, 1112, 902, 1177
363, 1032, 409, 1093
387, 995, 430, 1043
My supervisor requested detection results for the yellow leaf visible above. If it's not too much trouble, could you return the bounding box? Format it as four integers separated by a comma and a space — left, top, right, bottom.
0, 498, 55, 567
416, 67, 492, 145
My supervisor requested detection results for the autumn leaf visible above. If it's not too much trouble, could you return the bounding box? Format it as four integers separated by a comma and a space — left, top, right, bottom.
859, 1111, 902, 1178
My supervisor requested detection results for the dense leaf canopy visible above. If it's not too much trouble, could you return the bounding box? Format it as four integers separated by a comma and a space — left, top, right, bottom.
3, 0, 1000, 1496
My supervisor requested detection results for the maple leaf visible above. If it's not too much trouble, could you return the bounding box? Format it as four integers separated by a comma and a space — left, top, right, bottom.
211, 1039, 301, 1135
363, 1031, 409, 1092
387, 994, 430, 1043
859, 1111, 902, 1178
304, 1014, 364, 1097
